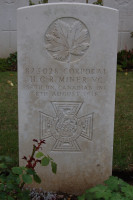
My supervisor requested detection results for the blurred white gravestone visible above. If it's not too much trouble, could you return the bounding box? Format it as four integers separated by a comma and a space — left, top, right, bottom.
48, 0, 86, 3
18, 3, 118, 194
0, 0, 28, 58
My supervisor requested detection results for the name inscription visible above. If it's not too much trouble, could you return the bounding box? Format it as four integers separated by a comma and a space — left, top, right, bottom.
23, 65, 106, 97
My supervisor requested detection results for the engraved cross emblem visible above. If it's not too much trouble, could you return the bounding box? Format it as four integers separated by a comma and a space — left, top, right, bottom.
40, 102, 93, 151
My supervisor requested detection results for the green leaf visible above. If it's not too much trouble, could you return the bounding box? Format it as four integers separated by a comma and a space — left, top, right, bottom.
105, 176, 128, 192
110, 193, 126, 200
12, 167, 23, 175
78, 194, 85, 200
36, 152, 44, 158
0, 192, 7, 200
22, 174, 32, 184
33, 173, 41, 183
0, 163, 7, 169
41, 157, 50, 166
7, 183, 14, 190
21, 166, 26, 170
0, 183, 4, 191
8, 196, 14, 200
88, 185, 112, 200
26, 168, 35, 175
51, 161, 57, 174
121, 184, 133, 198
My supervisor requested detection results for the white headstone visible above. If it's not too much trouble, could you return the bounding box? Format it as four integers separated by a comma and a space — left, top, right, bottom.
0, 0, 28, 58
18, 3, 119, 194
48, 0, 86, 3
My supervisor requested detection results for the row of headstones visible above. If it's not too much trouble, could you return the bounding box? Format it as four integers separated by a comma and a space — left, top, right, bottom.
0, 0, 133, 57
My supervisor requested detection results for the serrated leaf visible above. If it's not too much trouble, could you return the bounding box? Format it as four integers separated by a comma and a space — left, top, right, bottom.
45, 19, 89, 62
51, 161, 57, 174
41, 157, 50, 166
121, 184, 133, 198
36, 152, 44, 158
105, 176, 128, 192
33, 173, 41, 183
22, 174, 32, 184
12, 167, 23, 175
89, 185, 112, 200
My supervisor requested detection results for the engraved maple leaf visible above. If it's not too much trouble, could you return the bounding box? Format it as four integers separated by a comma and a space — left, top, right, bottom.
45, 20, 89, 62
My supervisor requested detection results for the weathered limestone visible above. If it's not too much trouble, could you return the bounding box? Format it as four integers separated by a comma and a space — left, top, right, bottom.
0, 0, 28, 58
86, 0, 133, 50
18, 3, 118, 194
48, 0, 86, 3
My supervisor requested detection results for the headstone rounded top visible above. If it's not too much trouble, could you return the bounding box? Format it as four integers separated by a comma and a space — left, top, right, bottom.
45, 17, 90, 63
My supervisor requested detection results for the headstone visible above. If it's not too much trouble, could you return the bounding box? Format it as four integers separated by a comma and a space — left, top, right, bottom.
0, 0, 28, 58
18, 3, 119, 194
87, 0, 133, 50
48, 0, 86, 3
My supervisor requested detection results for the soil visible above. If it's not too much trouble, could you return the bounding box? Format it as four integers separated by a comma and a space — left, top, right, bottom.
112, 170, 133, 185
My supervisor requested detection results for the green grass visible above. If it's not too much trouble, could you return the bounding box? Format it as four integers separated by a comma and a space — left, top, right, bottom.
0, 71, 133, 170
0, 72, 18, 165
113, 72, 133, 170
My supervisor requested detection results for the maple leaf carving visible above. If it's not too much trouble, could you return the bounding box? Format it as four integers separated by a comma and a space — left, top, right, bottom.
45, 19, 90, 62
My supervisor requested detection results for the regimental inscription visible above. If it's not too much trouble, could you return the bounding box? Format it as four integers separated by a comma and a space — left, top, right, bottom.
40, 102, 93, 152
45, 18, 90, 63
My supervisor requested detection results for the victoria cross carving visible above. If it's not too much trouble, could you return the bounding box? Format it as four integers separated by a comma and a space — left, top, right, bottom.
40, 102, 93, 152
45, 18, 90, 63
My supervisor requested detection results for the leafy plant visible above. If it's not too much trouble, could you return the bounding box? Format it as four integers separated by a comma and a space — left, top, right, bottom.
29, 0, 35, 5
78, 176, 133, 200
29, 0, 48, 5
0, 139, 57, 200
7, 52, 17, 72
117, 49, 133, 70
38, 0, 48, 3
93, 0, 103, 6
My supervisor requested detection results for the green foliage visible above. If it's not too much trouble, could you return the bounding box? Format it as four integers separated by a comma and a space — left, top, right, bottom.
29, 0, 48, 5
0, 156, 30, 200
29, 0, 35, 5
7, 52, 17, 71
0, 52, 17, 72
38, 0, 48, 3
117, 49, 133, 70
0, 140, 57, 199
78, 176, 133, 200
93, 0, 103, 6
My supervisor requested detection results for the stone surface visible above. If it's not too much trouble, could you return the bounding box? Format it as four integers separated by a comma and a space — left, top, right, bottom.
18, 3, 118, 194
48, 0, 86, 3
87, 0, 133, 50
0, 0, 28, 58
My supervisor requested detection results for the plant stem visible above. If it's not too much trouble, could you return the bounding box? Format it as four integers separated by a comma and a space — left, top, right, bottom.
20, 181, 25, 190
